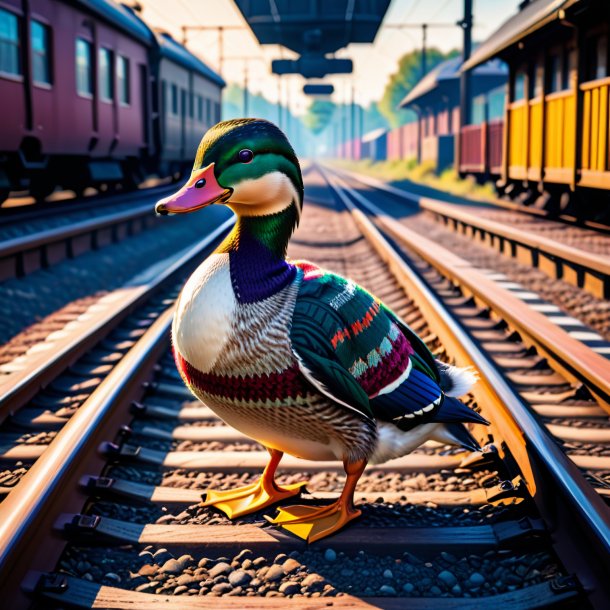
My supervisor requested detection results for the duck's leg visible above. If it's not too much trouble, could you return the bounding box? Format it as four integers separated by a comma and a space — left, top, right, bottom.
200, 447, 306, 519
266, 457, 366, 542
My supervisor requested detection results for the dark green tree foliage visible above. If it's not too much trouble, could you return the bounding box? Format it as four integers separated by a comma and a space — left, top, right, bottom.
303, 100, 336, 134
378, 48, 459, 128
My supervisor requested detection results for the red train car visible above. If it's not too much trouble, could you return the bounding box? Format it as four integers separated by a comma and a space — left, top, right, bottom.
0, 0, 154, 200
458, 85, 506, 179
398, 56, 507, 174
0, 0, 225, 204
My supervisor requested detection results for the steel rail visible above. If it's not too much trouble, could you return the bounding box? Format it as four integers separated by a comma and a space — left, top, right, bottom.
323, 167, 610, 410
0, 185, 177, 280
0, 183, 176, 227
0, 307, 174, 607
321, 165, 610, 608
328, 165, 610, 298
0, 218, 234, 419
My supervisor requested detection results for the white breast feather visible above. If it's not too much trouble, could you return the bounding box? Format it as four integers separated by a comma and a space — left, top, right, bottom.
172, 253, 236, 373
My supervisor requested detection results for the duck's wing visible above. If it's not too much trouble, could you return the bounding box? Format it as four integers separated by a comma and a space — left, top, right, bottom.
290, 263, 442, 426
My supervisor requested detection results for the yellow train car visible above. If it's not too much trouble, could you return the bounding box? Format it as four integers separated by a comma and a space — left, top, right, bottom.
463, 0, 610, 221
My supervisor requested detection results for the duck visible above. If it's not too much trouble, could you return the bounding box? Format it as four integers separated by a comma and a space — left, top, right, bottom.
155, 118, 488, 542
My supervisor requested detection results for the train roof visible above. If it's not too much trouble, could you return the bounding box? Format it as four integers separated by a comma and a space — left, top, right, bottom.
462, 0, 582, 71
399, 56, 507, 108
156, 32, 226, 88
75, 0, 154, 45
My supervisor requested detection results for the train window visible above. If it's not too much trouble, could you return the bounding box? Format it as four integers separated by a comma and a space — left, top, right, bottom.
75, 38, 93, 96
585, 34, 608, 80
596, 35, 608, 79
488, 86, 506, 120
564, 49, 576, 89
513, 69, 525, 101
99, 48, 114, 101
548, 53, 562, 93
31, 21, 51, 85
170, 83, 178, 116
471, 95, 486, 125
529, 59, 543, 98
117, 56, 129, 105
189, 92, 194, 118
206, 98, 211, 123
0, 8, 21, 77
197, 95, 203, 122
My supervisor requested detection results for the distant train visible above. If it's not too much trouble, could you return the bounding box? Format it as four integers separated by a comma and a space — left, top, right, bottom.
0, 0, 224, 204
337, 0, 610, 222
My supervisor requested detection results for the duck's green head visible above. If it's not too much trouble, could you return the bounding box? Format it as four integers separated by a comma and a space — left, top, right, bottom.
155, 118, 303, 222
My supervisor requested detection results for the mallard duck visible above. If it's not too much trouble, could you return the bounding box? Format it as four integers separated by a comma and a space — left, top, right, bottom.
155, 118, 488, 542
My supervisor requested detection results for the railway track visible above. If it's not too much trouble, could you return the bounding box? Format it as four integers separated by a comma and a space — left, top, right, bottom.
0, 166, 607, 608
0, 184, 178, 282
330, 166, 610, 301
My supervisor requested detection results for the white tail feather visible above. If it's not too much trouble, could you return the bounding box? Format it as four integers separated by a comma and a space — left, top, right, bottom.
437, 362, 479, 397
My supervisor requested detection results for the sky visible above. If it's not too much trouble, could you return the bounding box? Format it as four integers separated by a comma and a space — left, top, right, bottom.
138, 0, 522, 114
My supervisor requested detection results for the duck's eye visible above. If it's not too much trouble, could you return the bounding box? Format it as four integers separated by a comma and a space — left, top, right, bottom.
238, 149, 254, 164
195, 179, 206, 188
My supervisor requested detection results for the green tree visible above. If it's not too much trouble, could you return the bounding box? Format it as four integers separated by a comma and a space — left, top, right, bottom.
378, 48, 458, 128
303, 99, 336, 134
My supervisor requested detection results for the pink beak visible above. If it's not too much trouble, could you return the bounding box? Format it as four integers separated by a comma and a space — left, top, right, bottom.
155, 163, 232, 215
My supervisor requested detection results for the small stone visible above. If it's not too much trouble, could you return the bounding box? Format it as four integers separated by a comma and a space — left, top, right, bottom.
83, 573, 94, 582
173, 585, 188, 595
438, 570, 458, 588
198, 558, 209, 569
236, 549, 253, 562
440, 552, 457, 564
383, 569, 393, 579
153, 549, 173, 564
469, 572, 485, 586
279, 581, 301, 595
324, 548, 337, 562
302, 573, 326, 592
403, 583, 414, 593
451, 584, 462, 595
505, 574, 521, 585
208, 562, 231, 578
176, 574, 200, 587
253, 557, 267, 568
242, 559, 253, 570
379, 584, 396, 595
274, 553, 288, 563
212, 582, 232, 594
282, 558, 301, 574
138, 551, 154, 565
177, 555, 194, 568
135, 582, 157, 593
430, 586, 442, 595
138, 564, 158, 577
104, 573, 121, 583
264, 564, 285, 582
229, 570, 252, 587
159, 559, 183, 575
